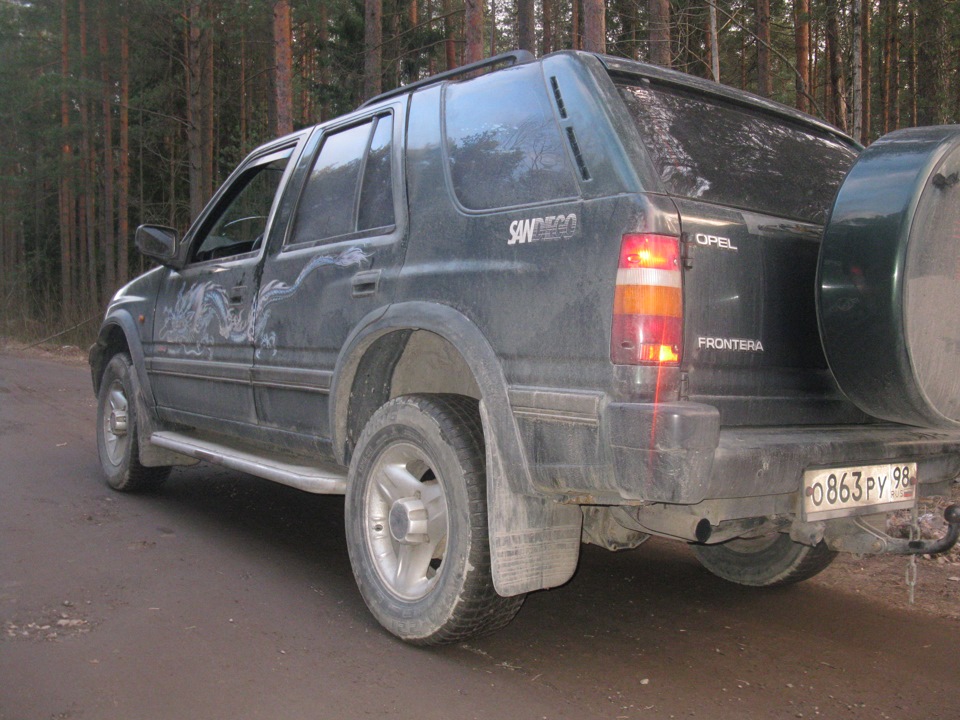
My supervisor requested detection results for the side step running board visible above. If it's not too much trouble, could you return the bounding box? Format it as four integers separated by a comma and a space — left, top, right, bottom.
150, 431, 347, 495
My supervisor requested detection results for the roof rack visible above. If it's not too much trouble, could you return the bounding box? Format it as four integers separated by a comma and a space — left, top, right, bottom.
359, 50, 536, 109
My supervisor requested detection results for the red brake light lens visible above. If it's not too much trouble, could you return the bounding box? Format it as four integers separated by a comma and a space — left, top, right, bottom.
611, 234, 683, 366
619, 233, 680, 271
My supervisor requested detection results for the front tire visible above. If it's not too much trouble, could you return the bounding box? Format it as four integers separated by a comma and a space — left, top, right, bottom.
692, 533, 836, 587
96, 353, 169, 492
345, 394, 523, 645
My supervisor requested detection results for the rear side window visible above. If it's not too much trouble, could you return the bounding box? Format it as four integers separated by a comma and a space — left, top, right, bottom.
444, 64, 578, 211
617, 82, 858, 224
358, 117, 394, 231
289, 114, 395, 246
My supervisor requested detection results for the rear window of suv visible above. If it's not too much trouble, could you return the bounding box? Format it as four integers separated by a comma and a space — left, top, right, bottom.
617, 81, 858, 224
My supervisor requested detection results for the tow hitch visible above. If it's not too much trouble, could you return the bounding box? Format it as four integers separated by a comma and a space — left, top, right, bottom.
902, 504, 960, 555
821, 504, 960, 556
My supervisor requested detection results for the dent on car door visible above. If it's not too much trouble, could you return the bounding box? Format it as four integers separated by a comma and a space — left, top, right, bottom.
148, 144, 297, 430
252, 108, 406, 442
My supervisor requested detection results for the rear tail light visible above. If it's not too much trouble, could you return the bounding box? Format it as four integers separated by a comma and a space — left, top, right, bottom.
611, 233, 683, 365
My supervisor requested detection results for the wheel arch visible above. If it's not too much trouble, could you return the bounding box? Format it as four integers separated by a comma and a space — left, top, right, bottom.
90, 310, 187, 468
329, 302, 533, 495
332, 303, 582, 597
90, 312, 147, 398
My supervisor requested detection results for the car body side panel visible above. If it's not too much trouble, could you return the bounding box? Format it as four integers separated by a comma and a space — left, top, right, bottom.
253, 102, 409, 442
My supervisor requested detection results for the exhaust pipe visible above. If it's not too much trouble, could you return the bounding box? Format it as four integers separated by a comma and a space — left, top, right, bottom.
629, 506, 713, 543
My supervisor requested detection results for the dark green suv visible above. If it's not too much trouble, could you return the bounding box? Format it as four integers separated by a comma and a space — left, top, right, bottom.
91, 50, 960, 644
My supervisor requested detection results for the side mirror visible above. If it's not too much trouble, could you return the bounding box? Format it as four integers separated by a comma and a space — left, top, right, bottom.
135, 224, 182, 269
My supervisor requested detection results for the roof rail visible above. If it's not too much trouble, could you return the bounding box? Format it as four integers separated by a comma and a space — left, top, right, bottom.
358, 50, 536, 109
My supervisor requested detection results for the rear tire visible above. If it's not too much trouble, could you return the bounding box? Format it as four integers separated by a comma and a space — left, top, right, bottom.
692, 533, 836, 587
96, 353, 170, 493
345, 394, 524, 645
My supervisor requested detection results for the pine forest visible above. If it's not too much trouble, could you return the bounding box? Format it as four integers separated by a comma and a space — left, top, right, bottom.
2, 0, 959, 343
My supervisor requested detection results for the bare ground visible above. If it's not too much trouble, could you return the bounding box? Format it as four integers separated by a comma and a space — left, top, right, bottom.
1, 345, 958, 720
815, 484, 960, 622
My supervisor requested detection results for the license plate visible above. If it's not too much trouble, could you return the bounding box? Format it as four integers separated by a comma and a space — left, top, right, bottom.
802, 462, 917, 521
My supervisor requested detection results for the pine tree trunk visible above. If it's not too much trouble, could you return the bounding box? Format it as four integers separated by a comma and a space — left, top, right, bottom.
275, 0, 294, 132
59, 0, 74, 314
862, 1, 871, 141
78, 0, 98, 311
542, 0, 553, 56
118, 0, 130, 284
388, 0, 400, 88
443, 0, 456, 69
572, 0, 580, 50
881, 0, 899, 133
707, 0, 719, 81
517, 0, 535, 54
794, 0, 810, 112
319, 2, 331, 120
202, 4, 214, 197
852, 0, 863, 142
489, 0, 497, 55
582, 0, 605, 52
648, 0, 670, 66
826, 0, 847, 131
756, 0, 771, 97
908, 9, 917, 127
186, 2, 204, 220
99, 2, 116, 298
464, 0, 483, 63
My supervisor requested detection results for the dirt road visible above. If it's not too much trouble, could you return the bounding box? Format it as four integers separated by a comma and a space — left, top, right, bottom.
2, 352, 958, 720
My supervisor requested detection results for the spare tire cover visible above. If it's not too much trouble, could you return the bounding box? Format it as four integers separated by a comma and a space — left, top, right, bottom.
818, 125, 960, 429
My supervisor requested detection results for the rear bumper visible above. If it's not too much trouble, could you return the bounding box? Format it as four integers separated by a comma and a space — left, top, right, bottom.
606, 401, 719, 503
709, 424, 960, 503
512, 393, 960, 505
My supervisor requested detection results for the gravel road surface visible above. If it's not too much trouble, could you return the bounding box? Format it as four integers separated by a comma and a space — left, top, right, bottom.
1, 353, 957, 720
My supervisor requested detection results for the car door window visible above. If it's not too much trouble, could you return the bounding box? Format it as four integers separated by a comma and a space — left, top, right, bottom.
192, 150, 293, 263
288, 113, 395, 247
358, 116, 395, 231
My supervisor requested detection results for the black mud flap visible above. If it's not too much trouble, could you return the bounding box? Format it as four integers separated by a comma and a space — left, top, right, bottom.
481, 401, 582, 597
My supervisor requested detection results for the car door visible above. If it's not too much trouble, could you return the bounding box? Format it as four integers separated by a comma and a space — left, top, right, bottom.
147, 140, 300, 433
251, 103, 407, 446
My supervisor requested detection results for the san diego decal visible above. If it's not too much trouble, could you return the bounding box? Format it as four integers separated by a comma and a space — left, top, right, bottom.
508, 213, 578, 245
